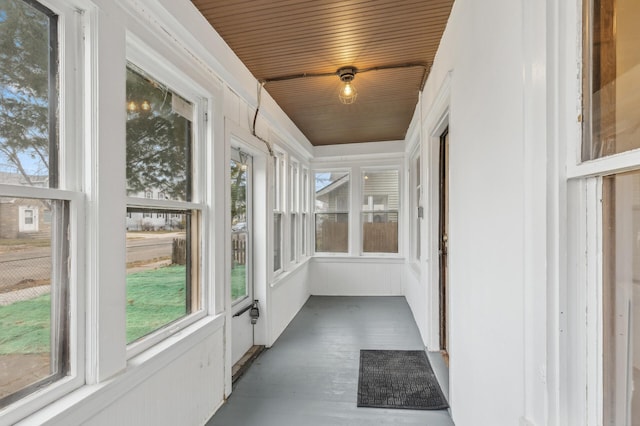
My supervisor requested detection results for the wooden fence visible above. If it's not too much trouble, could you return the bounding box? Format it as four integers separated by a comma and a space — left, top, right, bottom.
316, 222, 348, 252
363, 222, 398, 253
172, 238, 187, 265
231, 232, 247, 265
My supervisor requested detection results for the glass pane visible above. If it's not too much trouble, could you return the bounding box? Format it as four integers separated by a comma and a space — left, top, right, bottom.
584, 0, 640, 159
126, 66, 193, 201
0, 198, 68, 406
603, 172, 640, 424
362, 170, 399, 211
290, 164, 297, 212
0, 0, 57, 187
315, 172, 349, 212
301, 213, 307, 256
315, 213, 348, 253
126, 208, 195, 344
231, 159, 248, 302
273, 213, 282, 271
362, 212, 398, 253
290, 213, 296, 262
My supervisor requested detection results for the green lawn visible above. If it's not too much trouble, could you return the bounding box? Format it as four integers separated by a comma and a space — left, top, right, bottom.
0, 263, 250, 353
126, 265, 187, 343
0, 294, 51, 354
231, 263, 247, 301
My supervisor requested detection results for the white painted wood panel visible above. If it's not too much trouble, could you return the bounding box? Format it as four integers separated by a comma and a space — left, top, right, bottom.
269, 262, 311, 346
310, 258, 404, 296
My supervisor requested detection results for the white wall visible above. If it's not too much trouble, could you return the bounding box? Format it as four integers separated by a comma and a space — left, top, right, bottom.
403, 0, 540, 425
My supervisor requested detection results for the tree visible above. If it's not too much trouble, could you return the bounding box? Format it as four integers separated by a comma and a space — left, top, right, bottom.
230, 160, 247, 223
126, 67, 190, 200
0, 0, 54, 185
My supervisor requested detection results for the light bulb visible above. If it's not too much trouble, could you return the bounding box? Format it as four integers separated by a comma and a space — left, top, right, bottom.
339, 81, 357, 104
127, 101, 137, 112
141, 100, 151, 111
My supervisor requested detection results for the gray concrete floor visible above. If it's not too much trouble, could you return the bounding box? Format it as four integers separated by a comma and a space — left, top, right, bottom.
207, 296, 454, 426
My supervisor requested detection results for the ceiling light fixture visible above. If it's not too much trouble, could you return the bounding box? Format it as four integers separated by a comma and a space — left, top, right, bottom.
337, 67, 357, 105
260, 62, 430, 106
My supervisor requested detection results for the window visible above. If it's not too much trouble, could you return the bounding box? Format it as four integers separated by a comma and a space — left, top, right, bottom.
602, 172, 640, 424
125, 64, 201, 346
582, 0, 640, 160
361, 170, 399, 253
314, 171, 349, 253
273, 152, 284, 272
301, 168, 309, 256
581, 1, 640, 423
0, 0, 74, 408
289, 160, 298, 263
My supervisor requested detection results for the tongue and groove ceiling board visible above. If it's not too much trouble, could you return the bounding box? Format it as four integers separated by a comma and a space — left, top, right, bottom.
191, 0, 454, 146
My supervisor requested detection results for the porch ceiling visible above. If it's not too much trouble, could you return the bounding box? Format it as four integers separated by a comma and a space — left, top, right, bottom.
191, 0, 454, 146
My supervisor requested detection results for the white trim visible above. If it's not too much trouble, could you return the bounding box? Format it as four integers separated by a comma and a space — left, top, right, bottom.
423, 73, 451, 351
224, 118, 272, 397
567, 148, 640, 179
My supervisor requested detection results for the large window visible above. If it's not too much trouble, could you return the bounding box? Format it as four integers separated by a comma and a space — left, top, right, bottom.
361, 169, 399, 253
583, 0, 640, 160
273, 152, 284, 272
314, 171, 349, 253
125, 64, 201, 347
289, 159, 298, 264
301, 168, 309, 257
0, 0, 73, 408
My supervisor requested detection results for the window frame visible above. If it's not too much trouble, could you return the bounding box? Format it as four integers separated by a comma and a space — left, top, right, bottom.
0, 0, 86, 420
566, 0, 640, 424
272, 149, 285, 275
288, 157, 299, 266
124, 48, 208, 359
301, 167, 310, 258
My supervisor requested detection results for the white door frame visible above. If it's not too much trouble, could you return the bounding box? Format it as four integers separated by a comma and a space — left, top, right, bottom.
224, 119, 271, 397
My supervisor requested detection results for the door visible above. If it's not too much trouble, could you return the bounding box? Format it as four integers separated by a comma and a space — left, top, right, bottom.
230, 148, 254, 366
438, 128, 449, 362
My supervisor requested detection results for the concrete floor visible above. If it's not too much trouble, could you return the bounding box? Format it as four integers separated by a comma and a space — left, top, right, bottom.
207, 296, 454, 426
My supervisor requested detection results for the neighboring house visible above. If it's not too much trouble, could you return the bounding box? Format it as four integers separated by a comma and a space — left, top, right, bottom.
125, 189, 185, 231
0, 171, 51, 239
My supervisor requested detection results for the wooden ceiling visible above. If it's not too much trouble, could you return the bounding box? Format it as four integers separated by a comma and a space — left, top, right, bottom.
192, 0, 454, 146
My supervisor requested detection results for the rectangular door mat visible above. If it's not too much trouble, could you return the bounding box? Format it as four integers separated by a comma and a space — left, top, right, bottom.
357, 349, 449, 410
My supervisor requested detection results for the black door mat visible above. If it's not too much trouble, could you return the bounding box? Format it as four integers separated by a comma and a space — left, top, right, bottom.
357, 349, 449, 410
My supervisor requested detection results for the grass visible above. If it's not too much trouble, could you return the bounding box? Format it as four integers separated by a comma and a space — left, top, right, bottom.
126, 265, 187, 343
231, 263, 247, 301
0, 294, 51, 354
0, 263, 250, 353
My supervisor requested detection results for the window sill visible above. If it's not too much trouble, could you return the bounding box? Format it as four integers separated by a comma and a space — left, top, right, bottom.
18, 314, 225, 426
312, 255, 405, 264
270, 257, 311, 289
